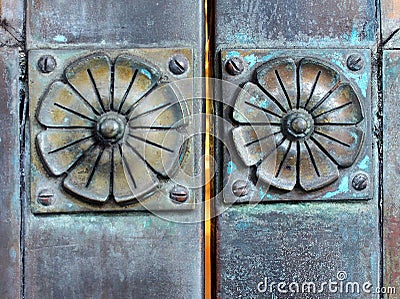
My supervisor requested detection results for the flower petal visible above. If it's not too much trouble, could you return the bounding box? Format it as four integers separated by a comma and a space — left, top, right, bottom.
127, 84, 180, 120
298, 59, 340, 110
125, 129, 184, 177
257, 139, 297, 191
113, 145, 158, 203
37, 82, 98, 128
311, 84, 364, 125
232, 82, 283, 124
299, 140, 339, 191
36, 129, 96, 176
257, 58, 297, 112
232, 125, 281, 166
312, 125, 364, 167
63, 146, 111, 202
113, 55, 160, 114
65, 54, 111, 114
129, 102, 186, 129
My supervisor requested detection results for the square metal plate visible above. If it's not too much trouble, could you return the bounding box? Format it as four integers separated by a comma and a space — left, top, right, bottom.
29, 48, 198, 213
219, 49, 373, 204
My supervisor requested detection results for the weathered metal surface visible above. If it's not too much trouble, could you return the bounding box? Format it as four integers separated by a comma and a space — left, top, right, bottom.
383, 51, 400, 296
215, 204, 380, 298
26, 0, 201, 49
220, 49, 373, 203
231, 57, 365, 192
215, 0, 376, 49
25, 0, 204, 297
29, 49, 197, 213
381, 0, 400, 48
24, 214, 203, 298
214, 0, 380, 297
0, 48, 21, 299
0, 0, 24, 46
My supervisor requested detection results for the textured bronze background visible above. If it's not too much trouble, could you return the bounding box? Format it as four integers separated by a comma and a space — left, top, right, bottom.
0, 1, 23, 297
23, 0, 204, 297
215, 0, 376, 49
29, 49, 197, 213
382, 0, 400, 48
214, 0, 380, 297
26, 0, 201, 49
383, 51, 400, 297
0, 48, 22, 299
220, 49, 373, 203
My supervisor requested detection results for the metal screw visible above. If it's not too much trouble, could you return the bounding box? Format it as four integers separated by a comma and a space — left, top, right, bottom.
37, 55, 57, 73
346, 54, 364, 71
170, 185, 189, 203
37, 189, 54, 206
169, 55, 189, 75
232, 180, 249, 197
225, 57, 244, 76
352, 173, 368, 191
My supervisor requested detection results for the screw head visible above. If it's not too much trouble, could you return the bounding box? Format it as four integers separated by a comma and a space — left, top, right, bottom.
232, 180, 249, 197
96, 112, 126, 143
37, 189, 54, 206
352, 173, 368, 191
170, 185, 189, 203
37, 55, 57, 73
169, 55, 189, 75
225, 57, 244, 76
346, 54, 364, 72
291, 116, 309, 134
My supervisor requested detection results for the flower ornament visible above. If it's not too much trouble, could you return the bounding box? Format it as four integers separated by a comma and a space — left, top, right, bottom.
232, 58, 364, 191
36, 54, 186, 203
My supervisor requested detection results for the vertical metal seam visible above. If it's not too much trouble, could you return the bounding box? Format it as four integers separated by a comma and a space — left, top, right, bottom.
376, 0, 384, 297
20, 0, 28, 297
205, 0, 215, 297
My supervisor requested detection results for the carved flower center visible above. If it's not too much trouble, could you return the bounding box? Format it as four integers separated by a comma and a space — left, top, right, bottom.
96, 113, 126, 143
282, 109, 314, 140
291, 117, 308, 134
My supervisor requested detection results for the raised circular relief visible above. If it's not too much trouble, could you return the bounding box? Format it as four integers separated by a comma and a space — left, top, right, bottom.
36, 54, 187, 204
232, 57, 365, 191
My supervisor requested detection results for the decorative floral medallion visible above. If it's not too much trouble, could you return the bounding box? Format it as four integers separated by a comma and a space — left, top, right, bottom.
36, 54, 187, 203
232, 58, 364, 191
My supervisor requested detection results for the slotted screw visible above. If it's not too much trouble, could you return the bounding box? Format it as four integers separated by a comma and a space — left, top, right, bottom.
169, 55, 189, 75
346, 54, 364, 71
352, 173, 368, 191
225, 57, 244, 76
37, 189, 54, 206
232, 180, 249, 197
37, 55, 56, 73
170, 185, 189, 203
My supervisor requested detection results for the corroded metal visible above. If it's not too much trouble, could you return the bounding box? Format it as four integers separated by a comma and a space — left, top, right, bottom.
383, 51, 400, 294
215, 0, 376, 49
229, 54, 367, 194
23, 0, 204, 298
37, 55, 56, 73
0, 48, 22, 299
381, 0, 400, 48
29, 48, 196, 213
352, 173, 368, 191
36, 53, 185, 204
